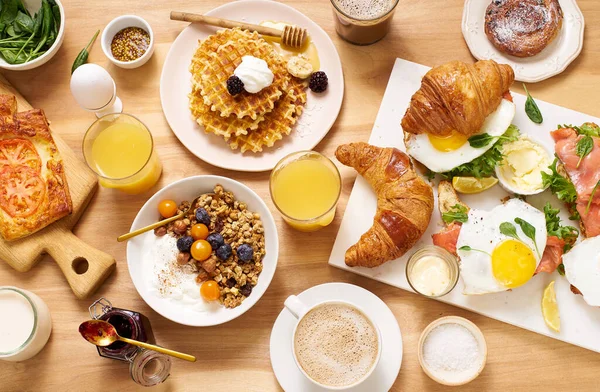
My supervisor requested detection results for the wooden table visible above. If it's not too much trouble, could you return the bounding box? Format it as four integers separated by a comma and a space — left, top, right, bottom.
1, 0, 600, 390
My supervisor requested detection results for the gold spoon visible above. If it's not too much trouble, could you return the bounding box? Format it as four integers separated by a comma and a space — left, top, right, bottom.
117, 194, 207, 242
79, 320, 196, 362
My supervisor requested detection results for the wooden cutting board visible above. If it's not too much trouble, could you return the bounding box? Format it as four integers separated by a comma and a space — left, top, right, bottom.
0, 75, 115, 299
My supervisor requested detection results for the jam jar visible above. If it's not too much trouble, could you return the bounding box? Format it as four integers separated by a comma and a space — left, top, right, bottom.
89, 298, 155, 362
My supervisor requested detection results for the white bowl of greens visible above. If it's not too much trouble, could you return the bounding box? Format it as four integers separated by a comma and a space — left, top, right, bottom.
0, 0, 64, 70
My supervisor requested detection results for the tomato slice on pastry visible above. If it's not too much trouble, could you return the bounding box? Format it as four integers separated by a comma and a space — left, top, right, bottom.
0, 166, 46, 218
0, 139, 42, 172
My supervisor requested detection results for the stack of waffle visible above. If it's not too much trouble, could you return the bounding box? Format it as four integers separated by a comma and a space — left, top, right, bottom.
189, 28, 308, 153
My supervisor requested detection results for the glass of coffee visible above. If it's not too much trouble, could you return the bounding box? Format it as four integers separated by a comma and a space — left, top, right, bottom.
285, 295, 382, 390
330, 0, 400, 45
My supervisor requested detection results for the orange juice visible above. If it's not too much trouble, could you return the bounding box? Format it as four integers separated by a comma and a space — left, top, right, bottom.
270, 151, 341, 232
83, 114, 162, 194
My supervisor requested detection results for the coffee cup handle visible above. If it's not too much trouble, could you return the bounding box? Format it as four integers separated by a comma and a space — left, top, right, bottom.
284, 295, 309, 319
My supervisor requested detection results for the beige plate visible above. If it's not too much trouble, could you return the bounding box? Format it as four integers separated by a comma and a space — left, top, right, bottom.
418, 316, 487, 386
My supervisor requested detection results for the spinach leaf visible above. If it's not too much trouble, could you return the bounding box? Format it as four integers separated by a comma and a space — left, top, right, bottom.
14, 10, 33, 33
442, 204, 469, 224
0, 0, 18, 25
499, 222, 519, 240
523, 84, 543, 124
514, 217, 541, 258
468, 133, 497, 148
576, 135, 593, 168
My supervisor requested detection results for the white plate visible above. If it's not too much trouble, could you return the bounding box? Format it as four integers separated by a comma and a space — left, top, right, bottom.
270, 283, 402, 392
329, 58, 600, 353
462, 0, 584, 83
160, 0, 344, 172
126, 175, 279, 326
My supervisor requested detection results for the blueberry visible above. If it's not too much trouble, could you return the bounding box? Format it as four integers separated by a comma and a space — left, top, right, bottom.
195, 208, 210, 226
206, 233, 225, 250
177, 236, 194, 252
216, 244, 232, 260
237, 244, 254, 262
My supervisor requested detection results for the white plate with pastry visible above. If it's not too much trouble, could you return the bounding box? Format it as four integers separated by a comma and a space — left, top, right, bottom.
329, 57, 600, 353
160, 0, 343, 172
462, 0, 584, 83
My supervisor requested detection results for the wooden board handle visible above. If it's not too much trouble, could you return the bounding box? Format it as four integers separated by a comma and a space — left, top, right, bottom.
45, 231, 115, 299
170, 11, 283, 37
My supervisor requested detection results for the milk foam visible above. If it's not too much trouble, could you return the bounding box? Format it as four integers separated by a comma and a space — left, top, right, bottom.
333, 0, 395, 20
294, 303, 379, 387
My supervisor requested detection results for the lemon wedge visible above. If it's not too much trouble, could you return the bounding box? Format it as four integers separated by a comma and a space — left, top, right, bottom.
452, 176, 499, 194
542, 281, 560, 333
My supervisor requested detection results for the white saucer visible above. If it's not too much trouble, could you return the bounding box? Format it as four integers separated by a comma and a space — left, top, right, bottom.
269, 283, 402, 392
462, 0, 584, 83
160, 0, 344, 172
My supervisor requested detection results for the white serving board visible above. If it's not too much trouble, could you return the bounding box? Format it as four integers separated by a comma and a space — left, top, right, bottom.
328, 58, 600, 353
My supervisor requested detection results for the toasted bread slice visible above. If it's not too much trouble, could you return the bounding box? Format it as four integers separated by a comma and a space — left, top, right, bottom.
438, 180, 469, 218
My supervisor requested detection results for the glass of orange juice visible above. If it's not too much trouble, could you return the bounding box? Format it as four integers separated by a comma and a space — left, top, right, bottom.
82, 113, 162, 195
270, 151, 341, 232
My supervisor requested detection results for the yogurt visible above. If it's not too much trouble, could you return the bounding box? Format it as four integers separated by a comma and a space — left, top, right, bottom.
144, 235, 218, 312
233, 56, 274, 93
0, 287, 52, 362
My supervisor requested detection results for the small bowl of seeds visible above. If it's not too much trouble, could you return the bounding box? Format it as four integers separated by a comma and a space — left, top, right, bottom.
101, 15, 154, 69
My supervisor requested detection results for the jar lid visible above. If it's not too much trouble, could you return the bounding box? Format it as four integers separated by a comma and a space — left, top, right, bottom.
89, 297, 113, 319
129, 348, 171, 387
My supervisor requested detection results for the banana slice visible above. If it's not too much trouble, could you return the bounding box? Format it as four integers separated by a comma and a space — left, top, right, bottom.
286, 56, 313, 79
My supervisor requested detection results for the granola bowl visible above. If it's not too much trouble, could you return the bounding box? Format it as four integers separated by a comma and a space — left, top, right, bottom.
126, 175, 278, 326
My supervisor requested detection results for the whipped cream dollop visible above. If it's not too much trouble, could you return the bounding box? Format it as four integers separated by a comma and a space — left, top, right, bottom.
233, 55, 274, 93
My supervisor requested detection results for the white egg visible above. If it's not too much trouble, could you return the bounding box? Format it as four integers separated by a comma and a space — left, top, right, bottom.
456, 199, 547, 295
70, 63, 116, 110
563, 236, 600, 307
405, 99, 516, 173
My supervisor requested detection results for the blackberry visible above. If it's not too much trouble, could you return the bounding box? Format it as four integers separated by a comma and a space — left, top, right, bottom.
216, 244, 232, 260
195, 208, 210, 226
309, 71, 328, 93
237, 244, 254, 262
177, 236, 194, 252
227, 76, 244, 95
206, 233, 225, 250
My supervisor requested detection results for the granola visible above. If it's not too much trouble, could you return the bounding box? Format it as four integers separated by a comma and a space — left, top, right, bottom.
154, 184, 266, 308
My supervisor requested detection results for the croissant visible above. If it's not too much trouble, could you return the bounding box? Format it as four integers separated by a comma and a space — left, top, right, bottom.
335, 143, 434, 268
401, 60, 514, 138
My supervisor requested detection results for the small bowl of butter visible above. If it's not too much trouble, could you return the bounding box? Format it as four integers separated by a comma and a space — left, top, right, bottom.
495, 134, 553, 195
406, 245, 459, 298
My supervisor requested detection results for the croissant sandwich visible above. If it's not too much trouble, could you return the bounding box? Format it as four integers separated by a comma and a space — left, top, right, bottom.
335, 143, 434, 268
401, 60, 516, 174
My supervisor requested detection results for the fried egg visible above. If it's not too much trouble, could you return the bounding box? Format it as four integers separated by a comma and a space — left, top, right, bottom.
405, 99, 516, 173
563, 236, 600, 307
456, 199, 547, 295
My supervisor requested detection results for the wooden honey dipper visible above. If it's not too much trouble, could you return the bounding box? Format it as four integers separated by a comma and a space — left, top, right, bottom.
170, 11, 307, 48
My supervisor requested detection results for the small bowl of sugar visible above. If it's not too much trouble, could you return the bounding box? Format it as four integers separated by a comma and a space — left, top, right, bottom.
418, 316, 487, 386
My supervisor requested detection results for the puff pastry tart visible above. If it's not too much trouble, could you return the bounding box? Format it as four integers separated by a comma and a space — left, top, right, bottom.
0, 94, 72, 241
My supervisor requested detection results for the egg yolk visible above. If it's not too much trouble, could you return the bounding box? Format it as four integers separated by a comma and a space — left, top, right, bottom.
491, 239, 537, 288
428, 131, 468, 152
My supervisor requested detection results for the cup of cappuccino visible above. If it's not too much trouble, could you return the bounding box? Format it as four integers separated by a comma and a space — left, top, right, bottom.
284, 295, 382, 390
330, 0, 400, 45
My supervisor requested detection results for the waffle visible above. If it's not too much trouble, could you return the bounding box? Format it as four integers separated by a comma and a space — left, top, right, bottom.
189, 28, 256, 87
189, 87, 264, 138
227, 77, 308, 153
196, 32, 289, 120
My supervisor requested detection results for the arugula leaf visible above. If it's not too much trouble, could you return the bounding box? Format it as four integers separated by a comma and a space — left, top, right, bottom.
514, 217, 541, 258
458, 245, 491, 256
584, 180, 600, 216
541, 157, 578, 208
442, 204, 468, 224
543, 202, 579, 252
576, 135, 593, 168
523, 84, 543, 124
440, 125, 520, 179
499, 222, 519, 240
